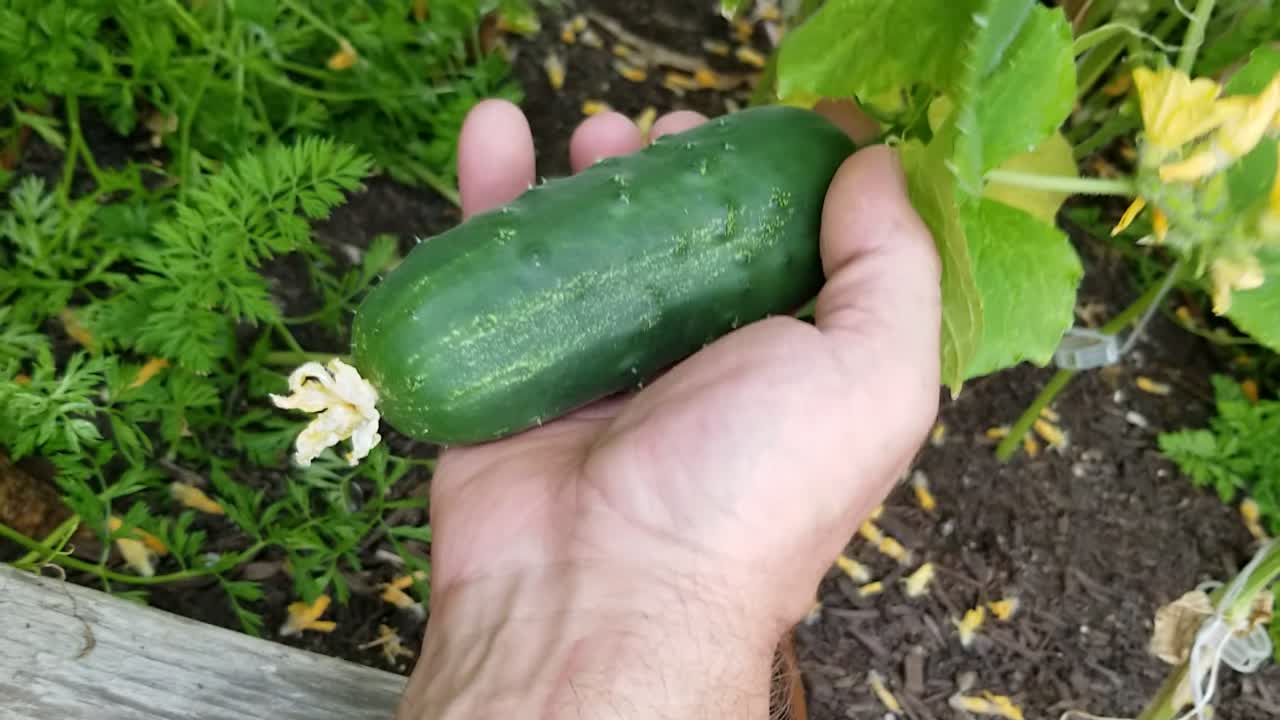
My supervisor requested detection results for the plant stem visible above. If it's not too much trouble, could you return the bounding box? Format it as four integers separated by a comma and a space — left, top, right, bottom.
279, 0, 346, 46
0, 520, 267, 586
264, 350, 347, 367
985, 169, 1136, 197
995, 271, 1175, 461
1137, 540, 1280, 720
1176, 0, 1216, 74
401, 158, 462, 207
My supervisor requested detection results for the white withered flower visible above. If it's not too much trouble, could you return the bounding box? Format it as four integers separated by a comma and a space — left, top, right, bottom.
271, 358, 381, 467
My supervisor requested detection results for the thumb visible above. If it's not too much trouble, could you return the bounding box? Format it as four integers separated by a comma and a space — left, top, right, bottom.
815, 144, 942, 439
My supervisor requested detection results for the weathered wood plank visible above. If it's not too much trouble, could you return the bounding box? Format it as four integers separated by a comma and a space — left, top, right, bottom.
0, 564, 407, 720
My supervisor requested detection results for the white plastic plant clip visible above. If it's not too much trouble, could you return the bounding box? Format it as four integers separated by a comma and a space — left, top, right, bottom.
1053, 264, 1182, 371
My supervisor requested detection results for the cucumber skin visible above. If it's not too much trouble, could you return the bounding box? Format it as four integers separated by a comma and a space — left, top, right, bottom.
351, 106, 855, 445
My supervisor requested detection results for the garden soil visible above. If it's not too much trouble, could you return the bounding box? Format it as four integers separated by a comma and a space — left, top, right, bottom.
9, 2, 1280, 718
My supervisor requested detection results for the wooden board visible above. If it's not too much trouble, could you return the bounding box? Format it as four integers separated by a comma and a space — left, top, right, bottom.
0, 564, 407, 719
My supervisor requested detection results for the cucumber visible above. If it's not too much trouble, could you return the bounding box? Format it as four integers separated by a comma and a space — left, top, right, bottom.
351, 105, 856, 445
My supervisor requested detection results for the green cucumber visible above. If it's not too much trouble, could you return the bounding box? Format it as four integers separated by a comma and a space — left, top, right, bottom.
351, 105, 856, 445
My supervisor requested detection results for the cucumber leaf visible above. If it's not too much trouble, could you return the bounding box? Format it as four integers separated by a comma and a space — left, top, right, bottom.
1223, 45, 1280, 95
1226, 139, 1278, 214
962, 198, 1083, 378
1224, 251, 1280, 354
952, 2, 1076, 196
982, 131, 1078, 222
775, 0, 981, 102
900, 140, 982, 394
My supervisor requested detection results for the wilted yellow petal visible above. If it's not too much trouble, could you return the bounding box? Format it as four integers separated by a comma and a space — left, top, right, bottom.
903, 562, 935, 598
59, 308, 96, 351
858, 520, 884, 544
581, 99, 611, 116
734, 45, 766, 68
1241, 498, 1268, 541
835, 554, 870, 583
1033, 418, 1066, 449
985, 425, 1010, 440
381, 586, 416, 609
634, 106, 657, 136
115, 537, 156, 577
327, 39, 358, 71
858, 581, 884, 597
614, 61, 647, 83
868, 670, 902, 712
878, 536, 912, 565
281, 595, 336, 636
1136, 376, 1172, 395
543, 53, 565, 90
1039, 406, 1060, 422
1022, 434, 1040, 458
170, 482, 224, 515
663, 72, 697, 91
702, 38, 731, 56
987, 597, 1019, 620
930, 422, 947, 446
948, 692, 1025, 720
128, 357, 170, 389
1110, 196, 1147, 236
693, 66, 719, 88
412, 0, 428, 22
271, 358, 382, 467
953, 606, 986, 647
1242, 379, 1260, 404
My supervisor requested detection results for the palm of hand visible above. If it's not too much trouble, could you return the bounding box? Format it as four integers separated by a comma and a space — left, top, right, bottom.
426, 101, 940, 627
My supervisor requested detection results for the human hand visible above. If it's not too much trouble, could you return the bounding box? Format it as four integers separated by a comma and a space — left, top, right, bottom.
396, 99, 941, 720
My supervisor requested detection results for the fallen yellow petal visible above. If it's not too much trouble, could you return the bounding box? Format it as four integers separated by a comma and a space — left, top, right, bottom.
170, 482, 224, 515
634, 106, 657, 136
732, 18, 753, 43
1022, 434, 1040, 458
543, 53, 565, 90
930, 422, 947, 446
326, 38, 358, 71
1039, 406, 1060, 422
1102, 72, 1132, 96
109, 516, 168, 556
734, 45, 766, 68
1136, 376, 1172, 395
385, 570, 429, 591
581, 99, 611, 116
663, 71, 697, 92
614, 61, 647, 83
869, 504, 884, 520
59, 308, 96, 351
1241, 379, 1260, 404
903, 562, 935, 598
858, 520, 884, 545
858, 580, 884, 597
281, 595, 337, 636
702, 38, 731, 56
360, 624, 415, 663
913, 478, 937, 513
1032, 418, 1066, 449
835, 553, 870, 583
693, 66, 718, 88
868, 670, 902, 713
953, 606, 986, 647
1241, 498, 1268, 541
987, 597, 1019, 621
560, 22, 576, 44
878, 536, 912, 565
985, 425, 1010, 440
948, 692, 1025, 720
380, 586, 417, 609
128, 357, 170, 389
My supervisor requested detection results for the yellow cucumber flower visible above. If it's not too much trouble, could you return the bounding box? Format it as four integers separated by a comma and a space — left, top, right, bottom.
1160, 74, 1280, 182
1132, 67, 1229, 154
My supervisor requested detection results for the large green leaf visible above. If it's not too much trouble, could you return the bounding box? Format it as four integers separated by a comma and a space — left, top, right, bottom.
900, 140, 982, 393
775, 0, 980, 102
952, 2, 1076, 196
1222, 45, 1280, 96
1225, 251, 1280, 353
962, 198, 1084, 377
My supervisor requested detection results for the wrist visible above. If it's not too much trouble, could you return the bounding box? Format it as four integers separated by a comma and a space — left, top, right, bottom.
396, 562, 780, 720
